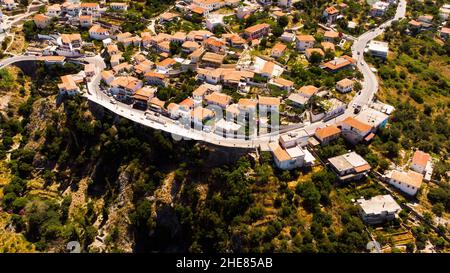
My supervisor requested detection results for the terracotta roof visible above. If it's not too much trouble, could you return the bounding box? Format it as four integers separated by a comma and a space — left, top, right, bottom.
172, 31, 186, 40
245, 23, 270, 34
134, 60, 154, 74
325, 6, 339, 15
321, 41, 335, 51
409, 20, 421, 27
192, 85, 209, 97
156, 58, 176, 67
80, 2, 99, 8
322, 55, 355, 71
202, 52, 225, 63
441, 27, 450, 34
145, 71, 166, 79
297, 34, 315, 42
238, 98, 258, 110
204, 37, 224, 48
315, 126, 341, 140
342, 117, 372, 132
205, 92, 232, 106
226, 104, 240, 116
324, 30, 339, 39
306, 48, 325, 56
354, 164, 371, 173
299, 85, 318, 96
133, 87, 155, 101
79, 15, 92, 20
34, 14, 49, 22
269, 142, 291, 162
39, 56, 66, 62
179, 98, 194, 108
112, 62, 132, 73
262, 61, 275, 75
258, 96, 280, 106
61, 33, 81, 44
230, 35, 246, 44
336, 78, 354, 88
183, 41, 201, 50
160, 12, 179, 20
167, 102, 179, 112
191, 106, 214, 120
111, 76, 141, 90
150, 97, 165, 108
58, 75, 78, 90
391, 170, 423, 188
47, 4, 61, 11
101, 70, 114, 80
191, 6, 205, 14
272, 77, 294, 87
110, 2, 128, 7
271, 42, 287, 54
116, 32, 133, 40
411, 150, 430, 168
89, 24, 108, 33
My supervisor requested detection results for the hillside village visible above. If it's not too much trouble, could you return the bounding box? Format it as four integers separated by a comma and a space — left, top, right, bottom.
0, 0, 449, 253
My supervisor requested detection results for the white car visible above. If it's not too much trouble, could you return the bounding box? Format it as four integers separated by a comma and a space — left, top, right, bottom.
110, 99, 116, 104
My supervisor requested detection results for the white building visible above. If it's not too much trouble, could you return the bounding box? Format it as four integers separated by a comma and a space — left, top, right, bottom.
56, 33, 83, 57
258, 96, 281, 113
336, 78, 354, 93
340, 117, 373, 144
280, 31, 296, 43
296, 35, 316, 51
2, 0, 17, 11
410, 150, 433, 181
192, 0, 225, 12
269, 141, 315, 170
355, 108, 389, 131
371, 1, 390, 17
357, 195, 401, 224
79, 15, 93, 28
310, 98, 346, 122
387, 170, 423, 196
439, 4, 450, 20
58, 75, 80, 96
328, 152, 371, 182
89, 24, 110, 40
214, 119, 242, 139
110, 2, 128, 11
367, 40, 389, 59
205, 15, 223, 31
47, 4, 62, 17
278, 0, 292, 8
236, 6, 255, 20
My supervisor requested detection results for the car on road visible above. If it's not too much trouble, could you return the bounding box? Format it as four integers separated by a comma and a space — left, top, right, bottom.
353, 104, 362, 114
110, 99, 116, 104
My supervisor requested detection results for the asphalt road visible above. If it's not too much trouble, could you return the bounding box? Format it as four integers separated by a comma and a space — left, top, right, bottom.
0, 1, 408, 148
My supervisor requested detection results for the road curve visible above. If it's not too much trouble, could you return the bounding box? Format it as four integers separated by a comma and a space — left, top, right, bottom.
350, 0, 407, 107
0, 1, 407, 148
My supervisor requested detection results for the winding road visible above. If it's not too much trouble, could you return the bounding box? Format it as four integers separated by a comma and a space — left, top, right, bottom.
0, 1, 407, 148
351, 0, 406, 107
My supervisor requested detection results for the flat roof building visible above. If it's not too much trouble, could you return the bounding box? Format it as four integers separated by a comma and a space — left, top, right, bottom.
328, 151, 371, 182
357, 195, 401, 224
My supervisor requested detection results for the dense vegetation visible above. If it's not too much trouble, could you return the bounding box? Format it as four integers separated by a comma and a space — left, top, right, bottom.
0, 62, 375, 251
